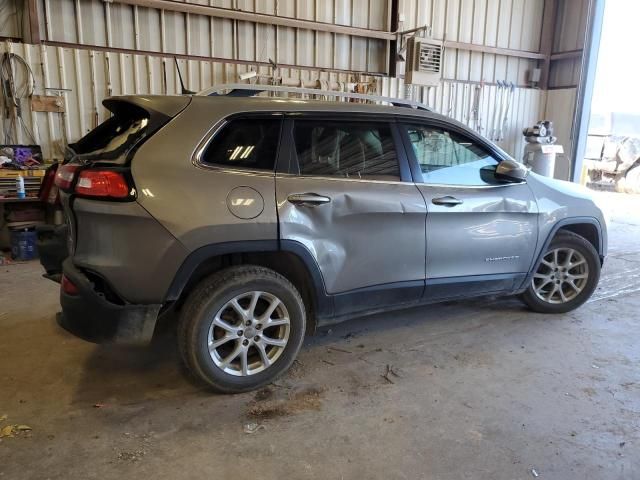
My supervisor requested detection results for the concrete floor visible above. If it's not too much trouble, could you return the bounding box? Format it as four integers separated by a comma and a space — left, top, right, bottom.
1, 191, 639, 480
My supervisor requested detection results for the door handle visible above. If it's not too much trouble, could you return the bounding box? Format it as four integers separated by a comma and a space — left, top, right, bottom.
432, 196, 463, 207
287, 193, 331, 207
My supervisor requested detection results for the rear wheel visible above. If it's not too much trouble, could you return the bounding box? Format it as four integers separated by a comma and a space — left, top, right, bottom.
178, 266, 306, 393
521, 231, 600, 313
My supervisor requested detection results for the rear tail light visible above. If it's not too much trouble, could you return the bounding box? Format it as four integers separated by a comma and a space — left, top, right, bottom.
61, 275, 79, 296
54, 163, 132, 199
39, 164, 60, 204
75, 170, 130, 198
54, 164, 80, 190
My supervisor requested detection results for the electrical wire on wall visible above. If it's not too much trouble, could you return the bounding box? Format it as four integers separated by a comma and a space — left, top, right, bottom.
1, 52, 37, 145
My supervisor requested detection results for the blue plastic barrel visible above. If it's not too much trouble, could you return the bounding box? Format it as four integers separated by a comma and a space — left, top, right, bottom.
10, 228, 39, 260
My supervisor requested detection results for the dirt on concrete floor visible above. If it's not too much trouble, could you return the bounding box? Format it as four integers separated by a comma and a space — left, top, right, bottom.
1, 192, 639, 480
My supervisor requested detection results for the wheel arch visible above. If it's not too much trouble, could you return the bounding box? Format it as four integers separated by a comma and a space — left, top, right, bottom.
163, 240, 332, 333
542, 217, 604, 262
519, 217, 604, 291
558, 222, 601, 257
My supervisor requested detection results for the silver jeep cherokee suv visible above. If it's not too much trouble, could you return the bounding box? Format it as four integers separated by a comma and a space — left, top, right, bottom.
40, 90, 607, 393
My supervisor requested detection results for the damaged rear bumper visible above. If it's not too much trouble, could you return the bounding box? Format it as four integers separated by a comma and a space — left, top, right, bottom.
59, 259, 161, 345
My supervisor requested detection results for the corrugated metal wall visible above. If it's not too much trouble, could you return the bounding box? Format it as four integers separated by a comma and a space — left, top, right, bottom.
400, 0, 544, 86
546, 88, 577, 178
387, 0, 550, 158
543, 0, 591, 174
0, 40, 377, 160
549, 0, 589, 88
381, 79, 546, 161
38, 0, 552, 84
1, 0, 559, 163
40, 0, 390, 74
0, 0, 21, 38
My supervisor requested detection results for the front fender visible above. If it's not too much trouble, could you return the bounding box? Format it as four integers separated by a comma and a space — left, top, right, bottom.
518, 216, 604, 292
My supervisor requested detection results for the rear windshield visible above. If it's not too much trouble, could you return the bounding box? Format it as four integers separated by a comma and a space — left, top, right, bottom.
69, 103, 150, 159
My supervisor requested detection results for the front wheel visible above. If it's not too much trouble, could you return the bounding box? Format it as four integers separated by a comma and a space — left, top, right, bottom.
178, 266, 306, 393
521, 231, 600, 313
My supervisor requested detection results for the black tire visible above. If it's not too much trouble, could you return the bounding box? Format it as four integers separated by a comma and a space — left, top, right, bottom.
178, 265, 306, 393
520, 231, 600, 314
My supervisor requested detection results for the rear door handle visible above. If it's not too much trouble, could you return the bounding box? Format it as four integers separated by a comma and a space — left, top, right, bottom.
287, 193, 331, 207
432, 196, 463, 207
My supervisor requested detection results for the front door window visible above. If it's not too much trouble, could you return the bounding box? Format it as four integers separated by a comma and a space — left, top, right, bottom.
403, 124, 500, 186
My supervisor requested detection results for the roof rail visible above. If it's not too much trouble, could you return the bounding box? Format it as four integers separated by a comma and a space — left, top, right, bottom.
197, 83, 431, 111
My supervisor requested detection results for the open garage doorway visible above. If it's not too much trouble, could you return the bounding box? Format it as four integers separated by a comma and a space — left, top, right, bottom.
583, 0, 640, 193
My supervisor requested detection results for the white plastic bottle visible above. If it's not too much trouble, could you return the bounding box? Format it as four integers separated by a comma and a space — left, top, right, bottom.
16, 175, 25, 199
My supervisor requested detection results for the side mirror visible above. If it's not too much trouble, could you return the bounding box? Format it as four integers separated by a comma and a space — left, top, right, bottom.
495, 159, 528, 183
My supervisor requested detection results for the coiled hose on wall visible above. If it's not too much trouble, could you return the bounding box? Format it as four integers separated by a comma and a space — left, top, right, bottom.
1, 52, 36, 145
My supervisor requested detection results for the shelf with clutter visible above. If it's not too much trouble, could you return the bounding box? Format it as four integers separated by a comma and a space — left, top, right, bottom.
0, 145, 49, 261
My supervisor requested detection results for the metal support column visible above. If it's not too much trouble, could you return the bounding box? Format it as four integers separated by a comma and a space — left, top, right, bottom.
571, 0, 606, 183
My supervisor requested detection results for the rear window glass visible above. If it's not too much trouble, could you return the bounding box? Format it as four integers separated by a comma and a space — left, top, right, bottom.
201, 118, 281, 171
293, 120, 400, 180
70, 104, 150, 158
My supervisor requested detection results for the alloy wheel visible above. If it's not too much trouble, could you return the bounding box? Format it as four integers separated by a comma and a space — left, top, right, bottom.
532, 248, 590, 304
207, 291, 290, 376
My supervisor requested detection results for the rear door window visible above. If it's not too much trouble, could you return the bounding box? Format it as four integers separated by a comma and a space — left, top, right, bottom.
201, 118, 282, 171
292, 120, 400, 180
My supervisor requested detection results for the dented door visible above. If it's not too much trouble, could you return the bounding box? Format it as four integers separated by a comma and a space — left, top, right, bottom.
276, 176, 427, 293
275, 117, 427, 295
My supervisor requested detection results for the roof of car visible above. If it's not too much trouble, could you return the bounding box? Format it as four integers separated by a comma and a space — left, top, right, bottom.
189, 94, 450, 120
108, 94, 469, 133
107, 93, 512, 160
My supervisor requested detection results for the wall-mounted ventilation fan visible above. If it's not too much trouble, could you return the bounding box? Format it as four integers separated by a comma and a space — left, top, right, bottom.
405, 37, 443, 86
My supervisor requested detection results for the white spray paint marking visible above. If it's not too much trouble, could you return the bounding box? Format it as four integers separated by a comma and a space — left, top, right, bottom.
589, 284, 640, 303
598, 270, 640, 285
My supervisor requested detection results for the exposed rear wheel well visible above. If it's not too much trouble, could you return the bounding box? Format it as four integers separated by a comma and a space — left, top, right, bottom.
174, 251, 318, 333
558, 223, 600, 254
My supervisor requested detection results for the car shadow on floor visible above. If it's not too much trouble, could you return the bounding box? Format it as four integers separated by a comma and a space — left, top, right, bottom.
304, 294, 529, 350
70, 316, 204, 407
69, 294, 530, 407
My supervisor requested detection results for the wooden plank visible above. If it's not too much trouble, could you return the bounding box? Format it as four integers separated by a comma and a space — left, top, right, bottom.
31, 95, 64, 113
30, 95, 65, 113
